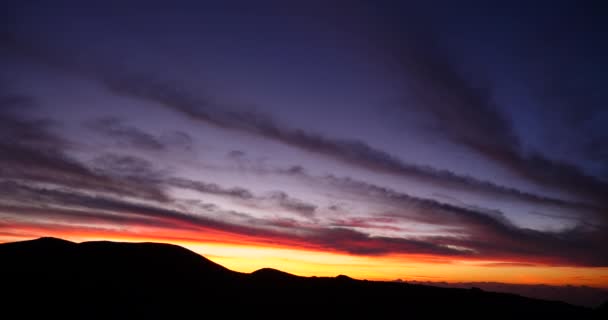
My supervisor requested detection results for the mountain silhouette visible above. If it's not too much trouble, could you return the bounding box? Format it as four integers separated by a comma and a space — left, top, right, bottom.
251, 267, 301, 281
0, 237, 601, 318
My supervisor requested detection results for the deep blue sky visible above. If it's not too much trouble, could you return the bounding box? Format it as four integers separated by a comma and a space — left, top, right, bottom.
1, 0, 607, 279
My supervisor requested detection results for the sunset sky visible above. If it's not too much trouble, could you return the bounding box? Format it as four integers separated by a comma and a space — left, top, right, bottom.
2, 0, 608, 288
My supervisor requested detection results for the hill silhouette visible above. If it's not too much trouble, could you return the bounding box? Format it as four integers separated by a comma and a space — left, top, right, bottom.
0, 237, 602, 318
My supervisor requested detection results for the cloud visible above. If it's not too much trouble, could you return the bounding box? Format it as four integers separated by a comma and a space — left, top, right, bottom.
87, 117, 193, 151
0, 142, 168, 202
0, 203, 186, 231
431, 216, 608, 266
0, 180, 248, 234
266, 191, 317, 217
87, 117, 165, 151
297, 172, 608, 266
161, 130, 194, 151
328, 216, 402, 232
3, 31, 598, 211
382, 22, 608, 206
100, 72, 601, 212
0, 98, 315, 222
92, 154, 162, 178
321, 173, 599, 230
479, 262, 537, 267
168, 178, 317, 218
2, 171, 606, 266
0, 180, 464, 257
311, 227, 464, 256
0, 94, 67, 149
227, 150, 246, 159
168, 177, 255, 200
0, 102, 168, 202
76, 156, 608, 265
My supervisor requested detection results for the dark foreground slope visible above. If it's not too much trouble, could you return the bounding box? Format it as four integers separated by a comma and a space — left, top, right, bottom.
0, 238, 602, 319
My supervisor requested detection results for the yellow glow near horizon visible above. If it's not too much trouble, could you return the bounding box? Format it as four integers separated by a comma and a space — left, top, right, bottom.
2, 231, 607, 288
196, 244, 608, 288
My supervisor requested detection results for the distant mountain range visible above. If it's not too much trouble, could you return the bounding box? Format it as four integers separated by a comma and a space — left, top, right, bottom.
408, 280, 608, 308
1, 237, 605, 318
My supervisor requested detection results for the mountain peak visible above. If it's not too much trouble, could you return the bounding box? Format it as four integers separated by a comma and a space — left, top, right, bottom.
251, 267, 298, 279
2, 236, 76, 249
336, 274, 353, 281
35, 237, 75, 244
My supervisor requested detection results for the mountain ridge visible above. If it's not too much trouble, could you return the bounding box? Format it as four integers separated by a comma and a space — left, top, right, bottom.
0, 237, 604, 318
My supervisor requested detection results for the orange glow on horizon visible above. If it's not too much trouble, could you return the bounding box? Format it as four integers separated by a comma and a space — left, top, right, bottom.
2, 227, 607, 289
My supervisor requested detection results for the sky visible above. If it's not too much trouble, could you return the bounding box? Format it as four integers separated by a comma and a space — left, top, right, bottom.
1, 0, 608, 289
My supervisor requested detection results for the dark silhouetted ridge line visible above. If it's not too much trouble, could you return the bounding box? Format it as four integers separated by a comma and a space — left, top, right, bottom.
0, 237, 602, 319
